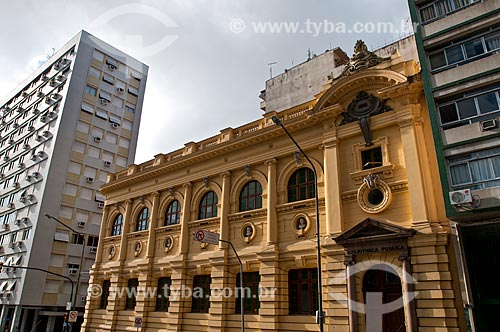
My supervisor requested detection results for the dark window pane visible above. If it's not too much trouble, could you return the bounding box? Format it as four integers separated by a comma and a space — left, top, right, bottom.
477, 92, 499, 114
457, 98, 477, 119
446, 45, 465, 65
439, 103, 459, 124
430, 52, 447, 70
464, 38, 485, 58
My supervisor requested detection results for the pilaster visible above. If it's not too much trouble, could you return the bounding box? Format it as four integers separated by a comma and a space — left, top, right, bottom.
265, 159, 278, 244
219, 172, 231, 249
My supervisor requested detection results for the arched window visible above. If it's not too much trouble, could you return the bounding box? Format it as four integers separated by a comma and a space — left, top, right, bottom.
111, 214, 123, 236
135, 208, 150, 232
239, 181, 262, 212
287, 168, 315, 202
198, 191, 218, 220
165, 200, 181, 226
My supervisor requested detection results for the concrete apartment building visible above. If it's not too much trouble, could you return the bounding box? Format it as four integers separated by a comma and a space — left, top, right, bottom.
0, 30, 148, 331
407, 0, 500, 330
83, 36, 466, 332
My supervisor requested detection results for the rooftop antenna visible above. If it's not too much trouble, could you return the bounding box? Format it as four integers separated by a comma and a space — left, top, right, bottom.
267, 62, 277, 79
307, 48, 312, 60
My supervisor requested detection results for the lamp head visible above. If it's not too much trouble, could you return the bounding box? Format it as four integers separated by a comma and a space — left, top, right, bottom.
271, 115, 282, 125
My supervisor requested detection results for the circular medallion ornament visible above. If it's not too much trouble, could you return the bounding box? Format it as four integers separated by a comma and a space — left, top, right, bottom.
292, 214, 311, 236
357, 175, 392, 214
134, 241, 142, 256
164, 235, 174, 253
108, 245, 116, 259
241, 222, 256, 244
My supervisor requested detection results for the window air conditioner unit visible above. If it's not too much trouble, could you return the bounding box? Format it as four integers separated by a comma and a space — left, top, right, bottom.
19, 196, 26, 203
117, 87, 124, 94
16, 107, 24, 113
42, 130, 50, 137
8, 139, 14, 145
28, 126, 35, 132
33, 109, 40, 115
93, 136, 101, 143
32, 172, 40, 179
480, 119, 497, 131
99, 98, 108, 106
49, 79, 57, 87
12, 123, 19, 128
37, 151, 45, 158
44, 96, 51, 104
85, 177, 94, 183
37, 91, 45, 98
25, 175, 32, 181
89, 247, 97, 253
56, 75, 65, 82
8, 242, 15, 248
3, 292, 11, 299
107, 64, 116, 71
97, 202, 104, 209
27, 194, 34, 201
12, 182, 20, 189
104, 161, 111, 167
14, 219, 21, 226
40, 116, 47, 123
48, 112, 56, 118
41, 75, 49, 81
77, 221, 86, 228
15, 241, 23, 248
449, 189, 473, 205
30, 154, 37, 161
7, 203, 14, 209
35, 135, 43, 142
3, 156, 9, 161
22, 92, 28, 97
69, 268, 79, 275
17, 163, 25, 169
23, 144, 30, 150
81, 295, 87, 302
2, 224, 10, 230
21, 217, 29, 224
110, 123, 119, 128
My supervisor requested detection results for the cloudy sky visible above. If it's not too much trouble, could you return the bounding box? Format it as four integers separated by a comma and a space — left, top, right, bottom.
0, 0, 411, 164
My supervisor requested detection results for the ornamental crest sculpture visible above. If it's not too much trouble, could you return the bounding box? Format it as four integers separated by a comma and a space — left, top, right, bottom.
340, 91, 392, 146
339, 40, 390, 77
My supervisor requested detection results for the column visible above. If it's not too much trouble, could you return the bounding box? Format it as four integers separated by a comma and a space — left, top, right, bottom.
146, 192, 160, 258
265, 159, 277, 245
94, 205, 110, 265
258, 247, 280, 332
180, 183, 192, 255
344, 254, 358, 332
219, 172, 231, 249
119, 200, 133, 262
397, 108, 429, 223
323, 138, 343, 236
399, 254, 417, 332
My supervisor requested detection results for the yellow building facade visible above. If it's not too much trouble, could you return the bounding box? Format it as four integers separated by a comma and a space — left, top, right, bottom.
82, 40, 466, 332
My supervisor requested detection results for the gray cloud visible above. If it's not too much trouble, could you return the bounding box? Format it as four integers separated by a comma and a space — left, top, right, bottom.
0, 0, 411, 164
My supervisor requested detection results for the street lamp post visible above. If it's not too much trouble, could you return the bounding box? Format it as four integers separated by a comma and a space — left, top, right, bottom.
44, 214, 86, 310
271, 115, 325, 332
1, 265, 74, 332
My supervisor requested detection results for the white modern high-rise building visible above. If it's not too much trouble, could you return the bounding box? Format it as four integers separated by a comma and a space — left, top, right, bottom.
0, 30, 148, 332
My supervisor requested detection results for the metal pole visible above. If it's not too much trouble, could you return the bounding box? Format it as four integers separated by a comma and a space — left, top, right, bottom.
271, 115, 324, 331
219, 239, 244, 332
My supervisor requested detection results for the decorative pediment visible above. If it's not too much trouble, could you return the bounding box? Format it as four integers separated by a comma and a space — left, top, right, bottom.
333, 218, 415, 246
338, 40, 390, 78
